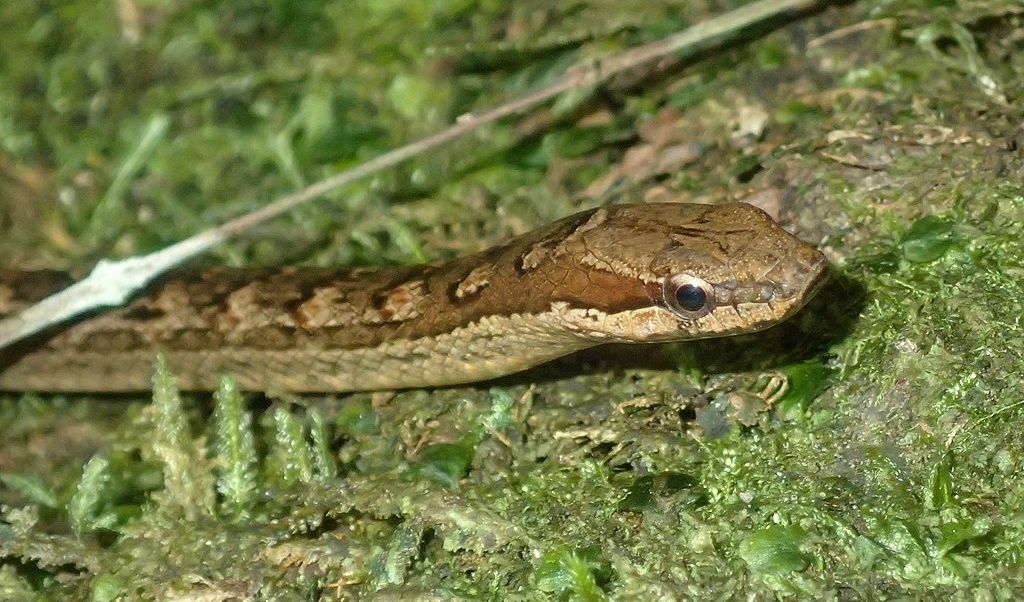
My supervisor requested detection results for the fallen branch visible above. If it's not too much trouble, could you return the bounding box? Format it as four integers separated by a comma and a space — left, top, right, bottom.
0, 0, 823, 350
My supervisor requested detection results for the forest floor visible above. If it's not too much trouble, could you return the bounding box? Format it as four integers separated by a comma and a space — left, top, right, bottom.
1, 0, 1023, 599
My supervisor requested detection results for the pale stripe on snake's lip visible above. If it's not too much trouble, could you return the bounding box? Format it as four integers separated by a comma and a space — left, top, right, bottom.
0, 202, 829, 392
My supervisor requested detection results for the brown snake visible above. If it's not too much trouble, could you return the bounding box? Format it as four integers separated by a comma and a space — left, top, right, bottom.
0, 202, 828, 392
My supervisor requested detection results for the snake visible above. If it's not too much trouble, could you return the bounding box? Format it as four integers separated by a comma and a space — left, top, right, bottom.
0, 202, 828, 393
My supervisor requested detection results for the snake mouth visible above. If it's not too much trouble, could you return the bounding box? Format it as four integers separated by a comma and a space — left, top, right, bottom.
804, 254, 831, 301
761, 250, 830, 323
782, 252, 830, 318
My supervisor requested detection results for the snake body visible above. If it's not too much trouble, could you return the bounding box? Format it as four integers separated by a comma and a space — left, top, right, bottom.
0, 203, 828, 392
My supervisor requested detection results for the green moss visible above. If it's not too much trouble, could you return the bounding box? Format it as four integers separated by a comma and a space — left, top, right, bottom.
739, 525, 809, 575
2, 0, 1024, 598
212, 376, 258, 517
533, 546, 612, 601
67, 456, 115, 534
416, 440, 477, 488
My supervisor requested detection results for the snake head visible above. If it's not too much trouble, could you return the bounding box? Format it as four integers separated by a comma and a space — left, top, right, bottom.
555, 202, 829, 342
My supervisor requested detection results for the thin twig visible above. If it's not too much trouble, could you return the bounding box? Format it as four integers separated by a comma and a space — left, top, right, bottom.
0, 0, 823, 350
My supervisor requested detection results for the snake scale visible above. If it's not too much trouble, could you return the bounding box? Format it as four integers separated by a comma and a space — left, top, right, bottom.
0, 202, 828, 392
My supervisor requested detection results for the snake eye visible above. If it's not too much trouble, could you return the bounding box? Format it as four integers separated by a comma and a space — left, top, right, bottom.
675, 284, 706, 311
663, 275, 715, 320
